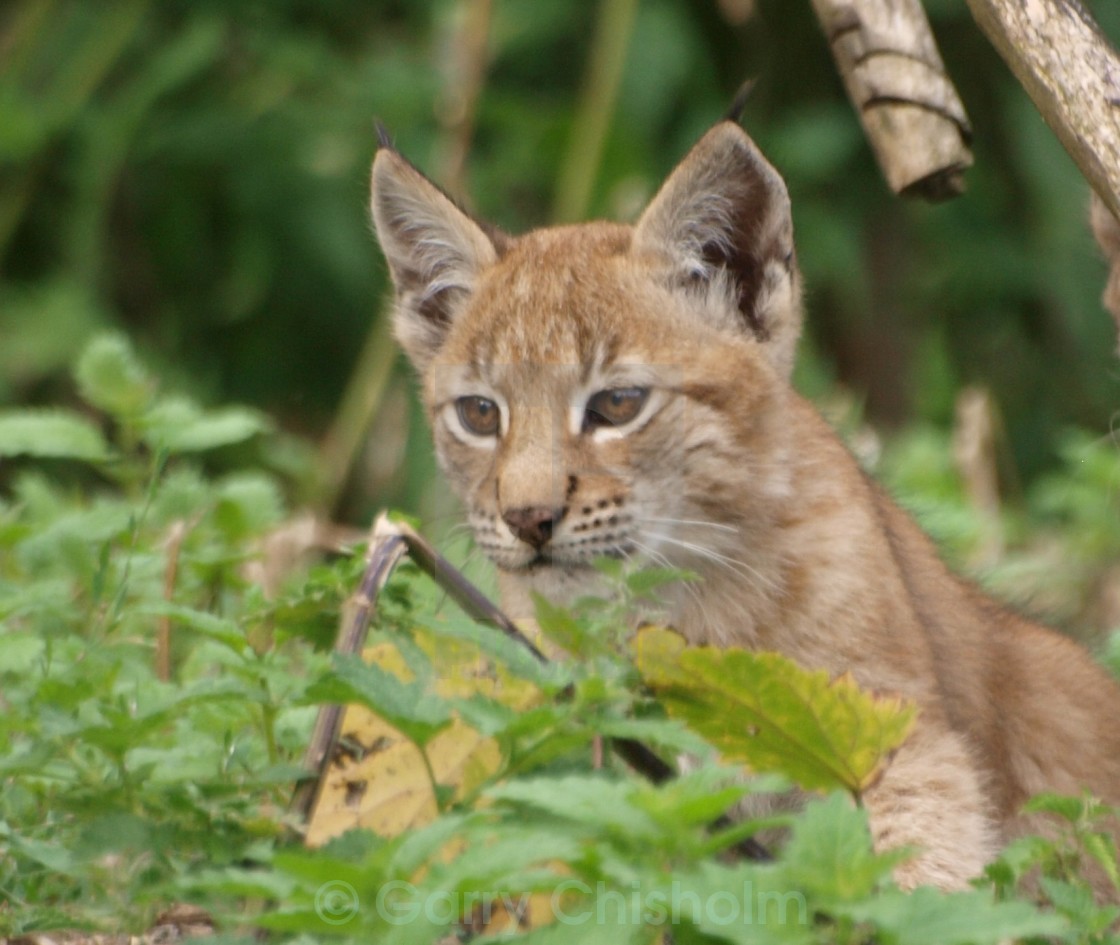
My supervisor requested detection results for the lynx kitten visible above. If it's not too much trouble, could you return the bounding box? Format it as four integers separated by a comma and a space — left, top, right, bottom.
371, 120, 1120, 891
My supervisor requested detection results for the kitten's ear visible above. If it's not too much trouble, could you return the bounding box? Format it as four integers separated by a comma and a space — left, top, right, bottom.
633, 122, 802, 377
371, 148, 501, 370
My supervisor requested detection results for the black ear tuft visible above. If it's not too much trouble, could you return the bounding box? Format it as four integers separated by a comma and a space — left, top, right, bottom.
374, 119, 394, 152
723, 79, 757, 126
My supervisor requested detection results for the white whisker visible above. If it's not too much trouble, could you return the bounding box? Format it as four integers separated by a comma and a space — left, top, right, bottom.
642, 515, 739, 534
630, 537, 711, 627
638, 528, 782, 595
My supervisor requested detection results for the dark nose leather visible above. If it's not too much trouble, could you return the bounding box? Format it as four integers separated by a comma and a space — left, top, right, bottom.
503, 506, 564, 549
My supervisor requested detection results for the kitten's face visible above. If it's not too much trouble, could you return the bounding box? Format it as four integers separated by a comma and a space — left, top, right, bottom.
421, 224, 792, 583
371, 122, 801, 593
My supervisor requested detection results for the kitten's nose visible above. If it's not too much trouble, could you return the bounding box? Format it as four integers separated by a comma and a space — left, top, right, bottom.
503, 506, 564, 549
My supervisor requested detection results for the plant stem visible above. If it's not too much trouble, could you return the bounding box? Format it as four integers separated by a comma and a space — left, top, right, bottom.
552, 0, 638, 223
315, 310, 398, 514
437, 0, 494, 198
260, 701, 279, 766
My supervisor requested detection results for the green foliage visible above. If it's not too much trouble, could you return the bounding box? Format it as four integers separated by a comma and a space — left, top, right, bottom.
0, 337, 1116, 943
0, 409, 110, 461
0, 335, 329, 932
2, 1, 1118, 521
986, 794, 1120, 941
4, 1, 1120, 930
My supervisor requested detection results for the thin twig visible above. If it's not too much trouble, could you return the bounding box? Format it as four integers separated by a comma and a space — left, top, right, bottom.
289, 515, 407, 820
155, 519, 188, 681
390, 517, 547, 662
315, 312, 398, 516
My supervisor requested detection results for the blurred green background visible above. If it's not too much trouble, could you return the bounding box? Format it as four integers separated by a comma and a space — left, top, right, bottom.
2, 0, 1118, 526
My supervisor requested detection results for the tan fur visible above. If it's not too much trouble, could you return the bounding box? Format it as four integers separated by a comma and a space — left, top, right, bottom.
372, 123, 1120, 891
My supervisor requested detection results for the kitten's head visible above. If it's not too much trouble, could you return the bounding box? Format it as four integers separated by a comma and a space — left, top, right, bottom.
371, 123, 802, 601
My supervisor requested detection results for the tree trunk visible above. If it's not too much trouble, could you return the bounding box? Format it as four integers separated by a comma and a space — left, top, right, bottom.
965, 0, 1120, 220
810, 0, 974, 200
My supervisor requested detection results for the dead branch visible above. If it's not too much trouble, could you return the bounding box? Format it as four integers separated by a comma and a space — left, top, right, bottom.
1090, 192, 1120, 354
965, 0, 1120, 220
155, 520, 188, 682
289, 515, 408, 820
810, 0, 974, 200
952, 387, 1004, 568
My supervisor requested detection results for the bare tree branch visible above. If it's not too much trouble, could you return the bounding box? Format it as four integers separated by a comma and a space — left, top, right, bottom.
810, 0, 974, 200
1090, 192, 1120, 354
965, 0, 1120, 220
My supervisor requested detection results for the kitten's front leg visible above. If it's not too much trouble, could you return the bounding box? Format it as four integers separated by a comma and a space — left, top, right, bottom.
863, 720, 1000, 891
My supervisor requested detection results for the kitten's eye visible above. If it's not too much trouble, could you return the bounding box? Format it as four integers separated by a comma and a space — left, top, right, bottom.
456, 396, 501, 436
584, 387, 649, 430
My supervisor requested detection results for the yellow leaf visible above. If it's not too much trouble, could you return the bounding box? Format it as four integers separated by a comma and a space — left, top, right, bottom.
634, 626, 916, 796
306, 632, 538, 847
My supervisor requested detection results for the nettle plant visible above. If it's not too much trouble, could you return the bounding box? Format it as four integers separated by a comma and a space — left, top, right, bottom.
0, 334, 340, 930
0, 335, 1116, 943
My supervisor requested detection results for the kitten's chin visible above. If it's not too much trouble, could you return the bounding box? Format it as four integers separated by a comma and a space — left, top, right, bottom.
495, 559, 603, 620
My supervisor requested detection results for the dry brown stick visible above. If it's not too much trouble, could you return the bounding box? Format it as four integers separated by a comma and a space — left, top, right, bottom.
288, 516, 647, 776
390, 517, 547, 662
952, 387, 1004, 569
289, 515, 408, 819
1091, 193, 1120, 356
966, 0, 1120, 221
810, 0, 973, 200
155, 520, 188, 682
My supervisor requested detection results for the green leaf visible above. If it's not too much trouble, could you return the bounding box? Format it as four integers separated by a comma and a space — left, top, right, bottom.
1082, 829, 1120, 891
74, 333, 152, 418
388, 813, 472, 877
186, 865, 300, 902
306, 653, 453, 747
415, 611, 568, 690
0, 631, 46, 674
138, 602, 249, 654
214, 472, 285, 536
623, 566, 696, 598
656, 860, 810, 945
841, 885, 1067, 944
634, 628, 916, 795
779, 792, 901, 902
487, 775, 662, 841
12, 837, 83, 877
1038, 876, 1096, 922
0, 409, 110, 461
433, 822, 584, 888
140, 396, 271, 453
533, 591, 596, 658
629, 766, 759, 829
596, 716, 714, 760
1021, 792, 1087, 823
